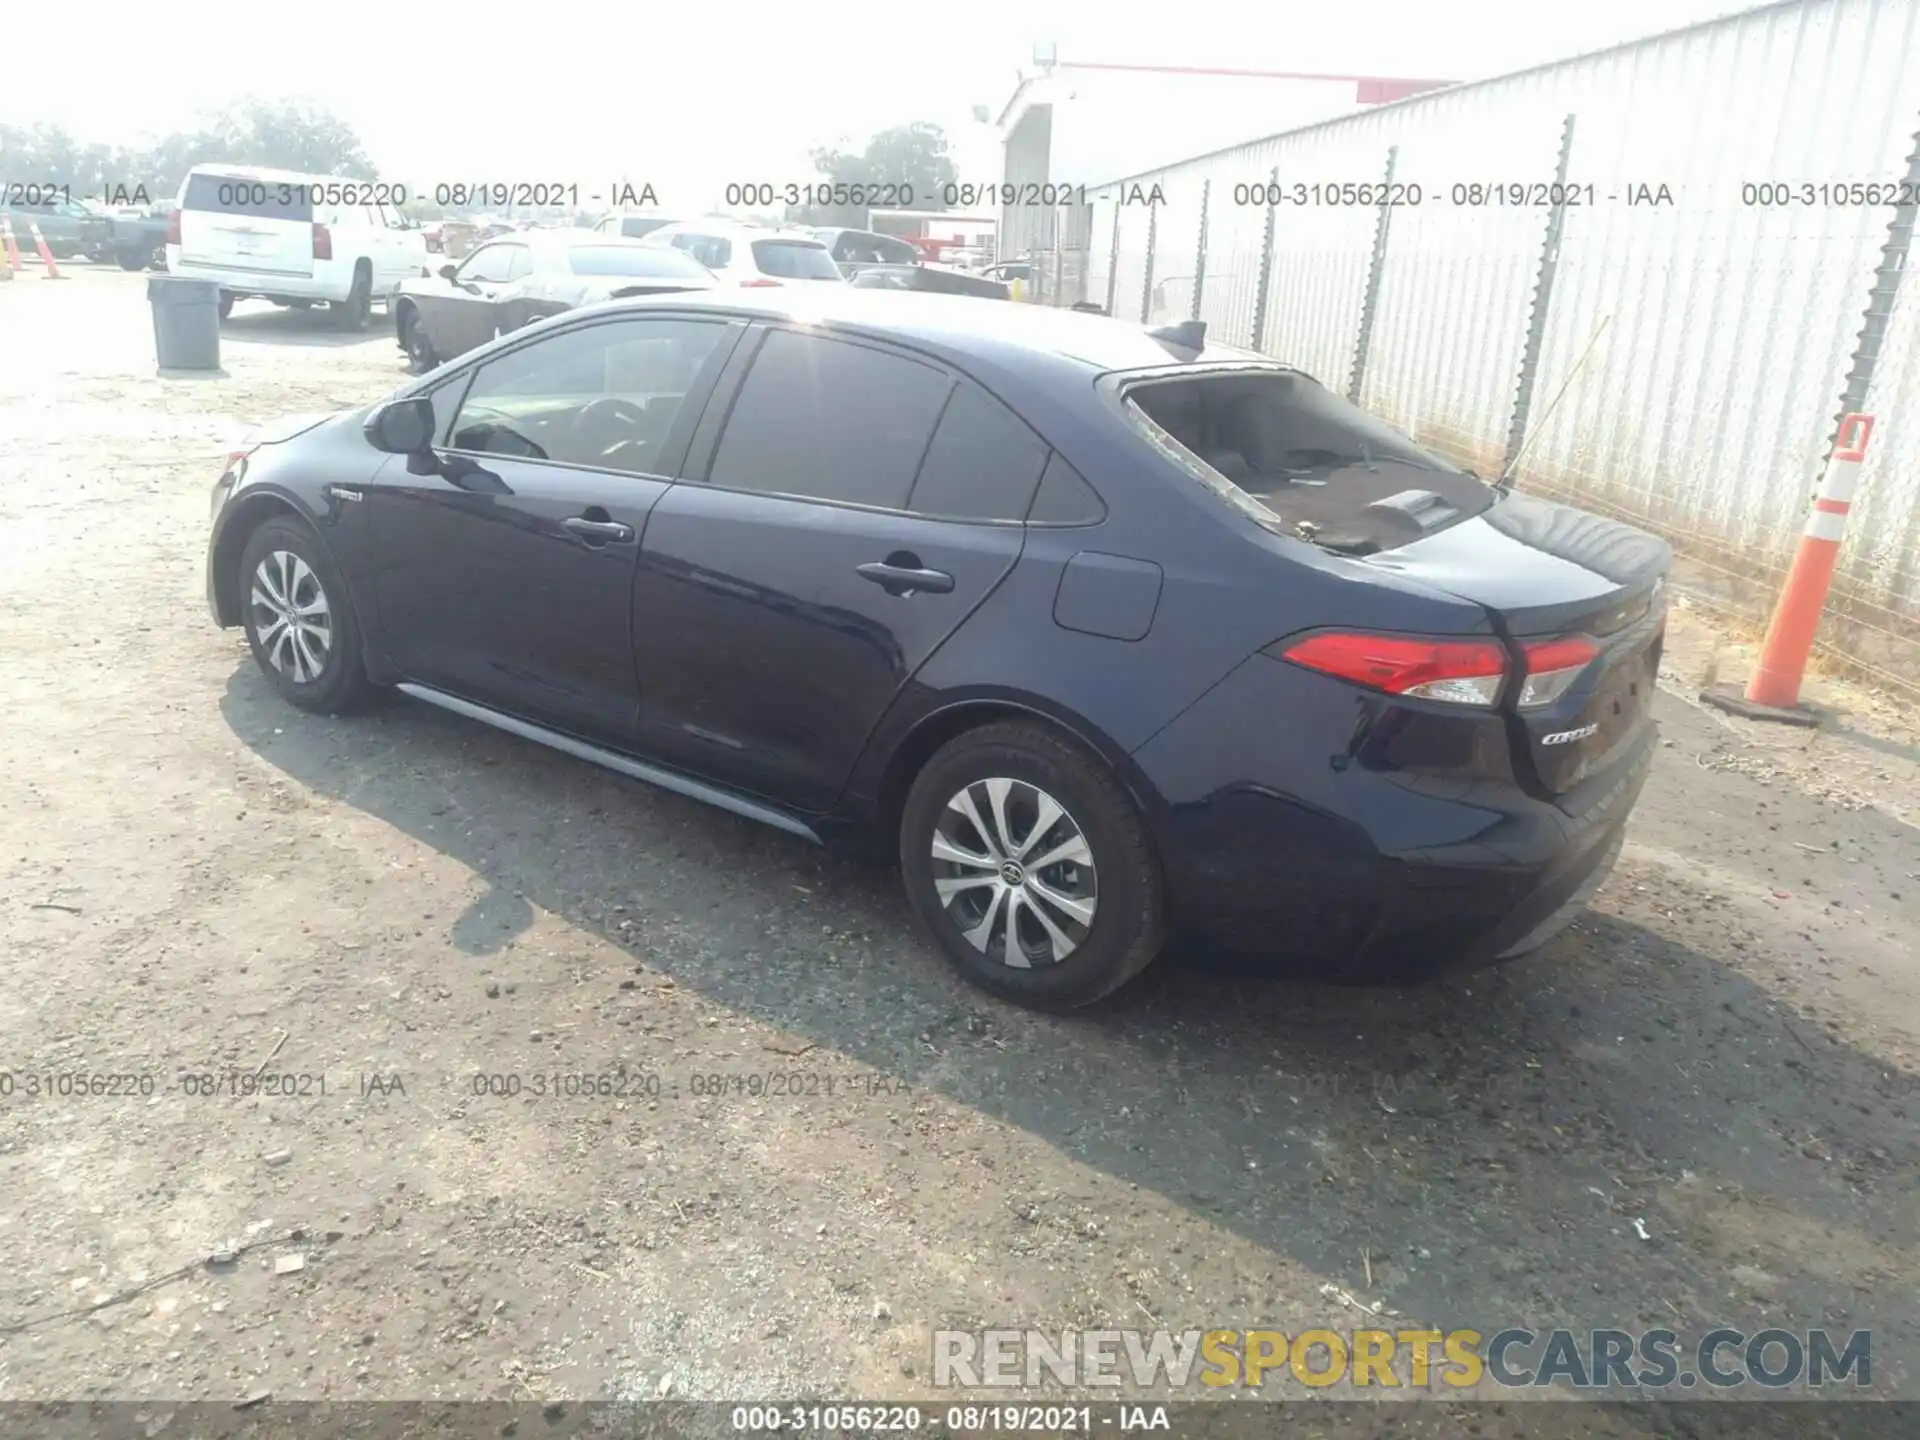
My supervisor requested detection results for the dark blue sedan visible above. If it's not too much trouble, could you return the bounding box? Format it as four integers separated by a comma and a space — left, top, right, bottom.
205, 290, 1669, 1008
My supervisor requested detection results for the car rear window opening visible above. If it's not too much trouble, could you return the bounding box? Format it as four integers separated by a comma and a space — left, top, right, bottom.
1126, 372, 1494, 554
752, 241, 843, 280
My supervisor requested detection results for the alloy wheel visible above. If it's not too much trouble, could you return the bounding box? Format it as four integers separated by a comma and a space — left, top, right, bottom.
249, 550, 333, 683
930, 777, 1098, 968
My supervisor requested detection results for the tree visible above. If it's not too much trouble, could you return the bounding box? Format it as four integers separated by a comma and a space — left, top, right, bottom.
787, 122, 959, 226
0, 101, 377, 208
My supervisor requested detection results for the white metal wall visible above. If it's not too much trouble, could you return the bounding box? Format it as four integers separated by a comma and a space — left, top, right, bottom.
1072, 0, 1920, 684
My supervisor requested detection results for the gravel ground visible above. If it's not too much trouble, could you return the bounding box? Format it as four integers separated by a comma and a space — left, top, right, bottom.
1, 266, 1916, 1432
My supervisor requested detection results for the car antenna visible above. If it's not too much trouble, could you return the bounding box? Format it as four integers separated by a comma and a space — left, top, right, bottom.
1146, 318, 1207, 357
1499, 313, 1612, 488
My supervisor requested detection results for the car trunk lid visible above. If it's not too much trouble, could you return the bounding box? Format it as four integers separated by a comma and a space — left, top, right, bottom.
1361, 490, 1670, 803
178, 173, 315, 277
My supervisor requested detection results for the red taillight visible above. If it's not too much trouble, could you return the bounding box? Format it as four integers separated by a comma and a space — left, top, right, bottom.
166, 209, 181, 246
312, 222, 332, 261
739, 277, 782, 288
1276, 630, 1510, 707
1517, 636, 1600, 708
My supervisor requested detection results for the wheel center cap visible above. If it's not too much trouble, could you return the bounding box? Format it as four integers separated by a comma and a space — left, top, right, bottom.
999, 860, 1026, 886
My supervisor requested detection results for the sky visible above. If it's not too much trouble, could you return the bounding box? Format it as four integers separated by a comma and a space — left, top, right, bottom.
4, 0, 1761, 207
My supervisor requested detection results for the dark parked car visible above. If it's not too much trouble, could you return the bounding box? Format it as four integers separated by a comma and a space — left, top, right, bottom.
849, 264, 1010, 299
205, 291, 1668, 1009
104, 201, 173, 270
391, 232, 718, 373
2, 188, 112, 261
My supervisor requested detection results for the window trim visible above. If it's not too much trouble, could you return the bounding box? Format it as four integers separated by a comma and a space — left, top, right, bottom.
428, 314, 748, 483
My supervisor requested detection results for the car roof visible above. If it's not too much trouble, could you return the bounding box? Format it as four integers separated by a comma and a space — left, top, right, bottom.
183, 162, 342, 185
580, 289, 1271, 378
647, 220, 828, 245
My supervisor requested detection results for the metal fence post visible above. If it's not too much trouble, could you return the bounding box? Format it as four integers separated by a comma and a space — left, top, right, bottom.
1346, 146, 1398, 404
1504, 114, 1578, 471
1140, 202, 1159, 323
1104, 203, 1122, 316
1250, 166, 1278, 351
1833, 120, 1920, 433
1192, 178, 1211, 322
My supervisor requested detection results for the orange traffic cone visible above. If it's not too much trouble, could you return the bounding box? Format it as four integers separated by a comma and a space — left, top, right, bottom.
26, 221, 66, 279
1703, 412, 1875, 724
0, 217, 23, 274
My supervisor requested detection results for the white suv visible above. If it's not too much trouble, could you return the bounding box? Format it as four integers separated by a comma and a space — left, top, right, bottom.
166, 163, 428, 328
639, 221, 844, 287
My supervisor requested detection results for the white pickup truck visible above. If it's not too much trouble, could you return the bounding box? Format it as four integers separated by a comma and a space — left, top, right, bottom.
165, 163, 428, 329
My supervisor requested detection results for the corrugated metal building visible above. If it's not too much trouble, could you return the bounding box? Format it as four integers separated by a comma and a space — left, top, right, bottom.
995, 61, 1450, 264
1005, 0, 1920, 691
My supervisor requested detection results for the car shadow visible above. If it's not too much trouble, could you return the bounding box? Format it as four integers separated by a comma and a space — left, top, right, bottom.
220, 302, 396, 349
216, 667, 1919, 1413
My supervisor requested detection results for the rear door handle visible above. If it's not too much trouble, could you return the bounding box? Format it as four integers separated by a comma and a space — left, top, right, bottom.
857, 557, 954, 596
564, 515, 634, 545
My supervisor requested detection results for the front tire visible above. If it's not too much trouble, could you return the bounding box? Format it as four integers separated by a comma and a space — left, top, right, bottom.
400, 308, 438, 374
900, 722, 1166, 1009
333, 262, 372, 331
116, 248, 149, 271
237, 518, 377, 714
217, 292, 235, 321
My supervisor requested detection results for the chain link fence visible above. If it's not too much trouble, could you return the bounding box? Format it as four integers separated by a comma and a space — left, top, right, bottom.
1010, 0, 1920, 692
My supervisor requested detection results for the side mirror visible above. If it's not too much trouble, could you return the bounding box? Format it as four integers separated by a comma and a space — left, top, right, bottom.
438, 263, 459, 281
364, 395, 437, 455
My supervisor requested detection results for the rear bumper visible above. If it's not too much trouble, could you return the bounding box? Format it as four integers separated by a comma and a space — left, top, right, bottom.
166, 252, 346, 302
1132, 652, 1655, 983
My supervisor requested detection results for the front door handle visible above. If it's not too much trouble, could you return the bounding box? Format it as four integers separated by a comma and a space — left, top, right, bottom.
857, 555, 955, 596
564, 515, 634, 545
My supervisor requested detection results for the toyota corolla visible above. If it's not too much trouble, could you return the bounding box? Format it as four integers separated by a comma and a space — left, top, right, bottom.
205, 290, 1668, 1009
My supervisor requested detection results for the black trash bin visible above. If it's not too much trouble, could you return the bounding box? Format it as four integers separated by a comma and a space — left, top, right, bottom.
147, 275, 222, 372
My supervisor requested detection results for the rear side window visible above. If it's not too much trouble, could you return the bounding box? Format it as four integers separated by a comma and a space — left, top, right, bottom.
751, 240, 841, 279
907, 383, 1048, 521
1027, 454, 1106, 525
182, 173, 313, 223
707, 329, 950, 509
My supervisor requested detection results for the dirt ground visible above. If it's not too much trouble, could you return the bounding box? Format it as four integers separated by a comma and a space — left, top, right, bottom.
1, 264, 1917, 1430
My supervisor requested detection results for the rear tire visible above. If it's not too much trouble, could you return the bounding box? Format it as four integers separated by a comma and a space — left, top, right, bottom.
899, 722, 1166, 1009
237, 518, 379, 715
333, 262, 372, 331
116, 248, 149, 271
217, 292, 235, 321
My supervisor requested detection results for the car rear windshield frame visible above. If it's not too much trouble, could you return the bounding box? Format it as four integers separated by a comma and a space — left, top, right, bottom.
1111, 366, 1492, 551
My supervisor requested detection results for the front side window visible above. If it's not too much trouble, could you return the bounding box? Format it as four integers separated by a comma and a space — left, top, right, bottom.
456, 244, 518, 284
447, 318, 732, 475
706, 329, 950, 509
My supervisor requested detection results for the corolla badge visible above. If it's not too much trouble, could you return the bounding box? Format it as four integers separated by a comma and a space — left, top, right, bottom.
1542, 723, 1600, 746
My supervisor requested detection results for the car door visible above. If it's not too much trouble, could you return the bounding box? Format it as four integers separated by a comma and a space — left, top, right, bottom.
368, 313, 746, 743
418, 241, 522, 360
630, 324, 1046, 813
